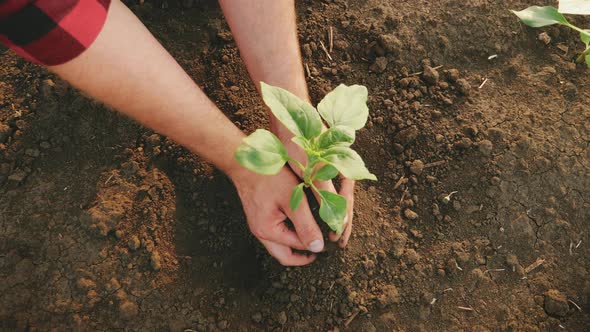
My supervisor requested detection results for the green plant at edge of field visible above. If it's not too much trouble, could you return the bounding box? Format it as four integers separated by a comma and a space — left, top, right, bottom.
512, 6, 590, 67
235, 82, 377, 234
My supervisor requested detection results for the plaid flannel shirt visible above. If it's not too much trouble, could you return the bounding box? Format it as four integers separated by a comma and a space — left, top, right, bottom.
0, 0, 111, 66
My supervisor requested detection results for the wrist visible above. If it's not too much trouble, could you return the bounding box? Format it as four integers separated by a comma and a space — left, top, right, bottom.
226, 161, 252, 185
183, 126, 247, 182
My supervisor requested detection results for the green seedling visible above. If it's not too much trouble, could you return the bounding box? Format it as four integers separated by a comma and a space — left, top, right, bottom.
235, 82, 377, 234
512, 6, 590, 67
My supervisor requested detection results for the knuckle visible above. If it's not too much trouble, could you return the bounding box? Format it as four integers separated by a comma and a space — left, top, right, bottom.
296, 222, 317, 239
250, 227, 267, 240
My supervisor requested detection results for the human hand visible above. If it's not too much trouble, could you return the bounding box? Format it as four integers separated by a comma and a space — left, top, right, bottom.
229, 166, 325, 266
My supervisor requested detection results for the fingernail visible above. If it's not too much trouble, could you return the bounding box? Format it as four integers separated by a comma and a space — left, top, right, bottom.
308, 239, 324, 253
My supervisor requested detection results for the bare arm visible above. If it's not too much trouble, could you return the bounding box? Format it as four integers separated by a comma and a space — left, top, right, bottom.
51, 0, 243, 175
50, 0, 321, 265
219, 0, 356, 247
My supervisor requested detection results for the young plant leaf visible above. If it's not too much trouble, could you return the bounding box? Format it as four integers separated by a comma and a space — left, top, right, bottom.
586, 53, 590, 68
559, 0, 590, 15
291, 136, 311, 150
581, 30, 590, 46
511, 6, 569, 28
314, 165, 339, 181
290, 183, 305, 211
235, 129, 288, 175
317, 190, 347, 234
261, 82, 322, 140
321, 146, 377, 181
317, 84, 369, 130
317, 125, 355, 150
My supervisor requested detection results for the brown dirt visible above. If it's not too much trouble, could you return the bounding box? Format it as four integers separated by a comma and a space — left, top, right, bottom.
1, 0, 589, 331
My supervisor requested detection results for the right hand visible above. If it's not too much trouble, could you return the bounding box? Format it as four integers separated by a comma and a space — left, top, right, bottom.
229, 166, 325, 266
272, 124, 356, 248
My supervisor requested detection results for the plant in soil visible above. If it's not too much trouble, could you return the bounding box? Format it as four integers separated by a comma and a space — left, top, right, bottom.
235, 82, 377, 234
512, 5, 590, 67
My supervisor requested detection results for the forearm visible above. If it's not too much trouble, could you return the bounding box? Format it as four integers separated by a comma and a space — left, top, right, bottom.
219, 0, 309, 134
50, 0, 244, 175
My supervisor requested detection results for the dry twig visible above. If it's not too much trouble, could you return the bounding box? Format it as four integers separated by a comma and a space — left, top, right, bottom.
424, 160, 447, 168
524, 258, 545, 274
478, 78, 489, 89
457, 306, 474, 311
344, 310, 360, 327
409, 65, 443, 76
393, 176, 406, 190
319, 40, 333, 61
105, 174, 115, 185
568, 299, 582, 312
329, 27, 334, 53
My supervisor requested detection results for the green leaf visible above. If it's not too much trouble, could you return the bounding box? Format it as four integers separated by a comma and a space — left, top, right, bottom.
290, 183, 305, 211
317, 190, 347, 234
235, 129, 288, 175
559, 0, 590, 15
511, 6, 570, 27
291, 136, 310, 150
317, 84, 369, 130
261, 82, 322, 140
314, 165, 339, 181
586, 54, 590, 68
581, 30, 590, 46
321, 146, 377, 181
317, 126, 355, 150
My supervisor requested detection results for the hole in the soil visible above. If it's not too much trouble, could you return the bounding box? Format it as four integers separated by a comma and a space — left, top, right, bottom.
156, 155, 266, 291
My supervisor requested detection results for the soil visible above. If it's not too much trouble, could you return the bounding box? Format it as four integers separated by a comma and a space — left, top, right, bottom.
1, 0, 589, 331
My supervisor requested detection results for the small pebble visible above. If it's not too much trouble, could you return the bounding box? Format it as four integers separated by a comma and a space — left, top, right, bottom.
276, 311, 287, 325
128, 236, 141, 251
544, 289, 569, 317
410, 160, 424, 175
252, 312, 262, 323
478, 140, 493, 156
150, 251, 162, 271
490, 176, 501, 185
370, 57, 388, 73
422, 66, 439, 84
538, 32, 551, 45
217, 320, 228, 330
404, 209, 419, 220
119, 300, 138, 319
455, 79, 471, 95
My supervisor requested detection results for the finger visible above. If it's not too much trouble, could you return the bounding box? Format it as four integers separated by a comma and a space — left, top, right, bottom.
267, 222, 307, 251
260, 239, 317, 266
312, 178, 337, 204
339, 216, 353, 248
283, 195, 324, 253
338, 179, 355, 247
329, 178, 355, 247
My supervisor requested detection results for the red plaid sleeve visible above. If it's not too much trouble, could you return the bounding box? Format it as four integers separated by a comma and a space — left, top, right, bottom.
0, 0, 111, 66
